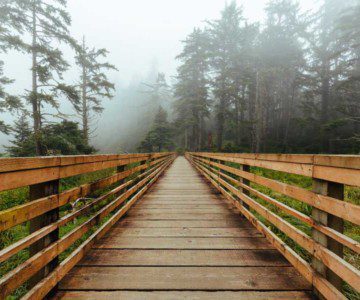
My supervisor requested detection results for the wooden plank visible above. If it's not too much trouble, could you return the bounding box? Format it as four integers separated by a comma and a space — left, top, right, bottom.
115, 219, 251, 228
79, 249, 289, 266
0, 153, 157, 173
138, 203, 228, 207
201, 157, 360, 225
126, 212, 240, 219
55, 291, 312, 300
95, 237, 273, 249
131, 207, 231, 213
0, 153, 174, 192
149, 190, 218, 195
105, 227, 262, 238
192, 153, 313, 177
59, 266, 311, 290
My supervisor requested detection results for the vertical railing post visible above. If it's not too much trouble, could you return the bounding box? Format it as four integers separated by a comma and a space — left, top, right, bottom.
117, 163, 126, 185
238, 164, 250, 210
29, 179, 60, 295
312, 178, 344, 297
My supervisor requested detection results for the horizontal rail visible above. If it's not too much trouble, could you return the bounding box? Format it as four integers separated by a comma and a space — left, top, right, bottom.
192, 152, 360, 186
0, 153, 170, 192
0, 152, 175, 299
186, 152, 360, 300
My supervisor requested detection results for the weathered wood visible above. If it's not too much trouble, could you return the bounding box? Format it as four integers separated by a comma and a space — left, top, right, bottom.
21, 157, 174, 300
29, 180, 59, 293
105, 227, 262, 238
189, 153, 359, 299
115, 219, 251, 228
190, 156, 347, 300
54, 291, 312, 300
126, 212, 240, 219
59, 266, 310, 290
312, 179, 344, 296
195, 158, 360, 290
195, 155, 360, 225
79, 249, 289, 266
0, 155, 175, 298
95, 236, 273, 249
0, 153, 172, 192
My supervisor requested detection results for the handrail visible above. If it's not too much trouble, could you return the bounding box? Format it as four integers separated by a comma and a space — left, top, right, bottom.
186, 152, 359, 300
0, 152, 176, 299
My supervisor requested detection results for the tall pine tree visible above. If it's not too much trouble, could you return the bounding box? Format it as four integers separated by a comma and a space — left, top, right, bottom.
75, 36, 117, 144
174, 28, 210, 150
207, 1, 244, 150
12, 0, 79, 155
0, 0, 25, 133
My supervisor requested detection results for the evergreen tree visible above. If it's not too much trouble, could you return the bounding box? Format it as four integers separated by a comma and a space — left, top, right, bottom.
11, 0, 80, 155
6, 114, 35, 156
138, 106, 173, 152
173, 28, 210, 150
206, 1, 244, 150
7, 118, 95, 156
0, 0, 25, 133
75, 36, 117, 144
256, 0, 305, 152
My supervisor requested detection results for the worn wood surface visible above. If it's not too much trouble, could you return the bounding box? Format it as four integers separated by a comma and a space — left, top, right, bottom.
57, 157, 311, 299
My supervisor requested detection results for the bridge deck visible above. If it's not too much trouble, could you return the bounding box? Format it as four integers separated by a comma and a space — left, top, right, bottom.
56, 157, 311, 299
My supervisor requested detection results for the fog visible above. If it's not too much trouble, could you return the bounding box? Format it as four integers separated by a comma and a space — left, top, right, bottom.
0, 0, 317, 153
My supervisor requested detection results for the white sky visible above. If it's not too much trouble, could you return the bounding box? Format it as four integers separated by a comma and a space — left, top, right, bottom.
0, 0, 318, 150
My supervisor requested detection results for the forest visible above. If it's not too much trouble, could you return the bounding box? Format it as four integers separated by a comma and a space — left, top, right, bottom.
0, 0, 359, 157
168, 0, 360, 154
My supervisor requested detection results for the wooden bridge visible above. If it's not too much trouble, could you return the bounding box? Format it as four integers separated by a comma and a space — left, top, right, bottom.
0, 153, 359, 299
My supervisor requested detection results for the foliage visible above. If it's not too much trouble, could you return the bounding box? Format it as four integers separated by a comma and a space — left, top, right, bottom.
74, 36, 117, 144
0, 0, 25, 134
138, 106, 174, 152
6, 116, 96, 156
173, 0, 360, 154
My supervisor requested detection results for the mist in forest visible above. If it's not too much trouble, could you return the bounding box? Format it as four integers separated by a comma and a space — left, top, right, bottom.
0, 0, 359, 155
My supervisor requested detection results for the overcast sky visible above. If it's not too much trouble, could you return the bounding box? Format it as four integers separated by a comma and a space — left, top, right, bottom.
0, 0, 317, 150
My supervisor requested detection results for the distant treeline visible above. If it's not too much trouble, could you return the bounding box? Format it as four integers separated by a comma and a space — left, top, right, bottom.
169, 0, 359, 154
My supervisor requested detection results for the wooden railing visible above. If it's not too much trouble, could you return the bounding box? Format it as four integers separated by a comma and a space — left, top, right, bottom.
186, 152, 359, 300
0, 152, 176, 299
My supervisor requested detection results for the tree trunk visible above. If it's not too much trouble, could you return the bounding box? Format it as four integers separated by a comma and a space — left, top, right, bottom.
249, 75, 256, 152
321, 61, 330, 153
31, 3, 43, 156
184, 128, 188, 149
198, 114, 202, 151
234, 97, 240, 147
217, 96, 225, 151
254, 71, 262, 153
82, 37, 89, 145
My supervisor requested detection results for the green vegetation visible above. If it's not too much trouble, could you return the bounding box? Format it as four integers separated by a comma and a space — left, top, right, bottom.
6, 118, 96, 157
138, 106, 174, 152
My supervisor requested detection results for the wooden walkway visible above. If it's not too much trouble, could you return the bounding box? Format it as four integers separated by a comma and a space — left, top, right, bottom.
56, 157, 311, 299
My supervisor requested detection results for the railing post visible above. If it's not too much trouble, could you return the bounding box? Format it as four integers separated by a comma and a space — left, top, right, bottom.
312, 179, 344, 297
29, 179, 60, 295
238, 164, 250, 210
117, 164, 126, 185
